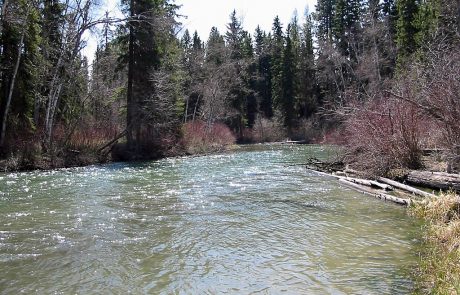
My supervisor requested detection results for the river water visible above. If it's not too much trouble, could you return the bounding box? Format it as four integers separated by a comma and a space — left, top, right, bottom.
0, 144, 420, 294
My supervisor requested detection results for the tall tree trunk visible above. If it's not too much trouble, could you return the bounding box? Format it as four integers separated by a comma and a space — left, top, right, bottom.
33, 93, 40, 126
0, 31, 24, 147
0, 0, 8, 34
126, 0, 135, 149
184, 96, 189, 123
192, 95, 200, 122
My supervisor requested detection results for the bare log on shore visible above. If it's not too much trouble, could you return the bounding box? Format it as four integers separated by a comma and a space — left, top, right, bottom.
306, 160, 440, 201
378, 177, 436, 198
339, 179, 411, 206
406, 171, 460, 192
339, 176, 393, 191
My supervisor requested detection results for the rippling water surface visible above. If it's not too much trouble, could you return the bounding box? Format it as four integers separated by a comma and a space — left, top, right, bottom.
0, 144, 420, 294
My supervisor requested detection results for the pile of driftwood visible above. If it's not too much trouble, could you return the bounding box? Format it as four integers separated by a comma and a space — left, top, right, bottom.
306, 158, 460, 206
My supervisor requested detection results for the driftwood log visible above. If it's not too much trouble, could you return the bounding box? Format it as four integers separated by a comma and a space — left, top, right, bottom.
307, 168, 412, 206
406, 171, 460, 192
339, 179, 410, 206
304, 159, 459, 205
342, 176, 393, 191
378, 177, 436, 198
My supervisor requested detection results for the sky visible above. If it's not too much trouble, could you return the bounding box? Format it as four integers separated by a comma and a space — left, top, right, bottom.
175, 0, 316, 40
84, 0, 317, 64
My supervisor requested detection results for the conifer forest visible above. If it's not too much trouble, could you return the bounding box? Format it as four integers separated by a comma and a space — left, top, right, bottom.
0, 0, 459, 174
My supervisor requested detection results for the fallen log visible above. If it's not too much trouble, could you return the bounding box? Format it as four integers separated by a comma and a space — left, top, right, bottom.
343, 177, 393, 191
378, 177, 436, 198
406, 170, 460, 192
306, 157, 344, 172
339, 179, 411, 206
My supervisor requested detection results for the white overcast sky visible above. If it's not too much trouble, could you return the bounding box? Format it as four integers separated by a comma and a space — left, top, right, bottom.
176, 0, 316, 39
84, 0, 317, 63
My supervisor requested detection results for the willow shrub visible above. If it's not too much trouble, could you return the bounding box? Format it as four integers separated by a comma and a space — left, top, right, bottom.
344, 98, 429, 176
182, 120, 236, 154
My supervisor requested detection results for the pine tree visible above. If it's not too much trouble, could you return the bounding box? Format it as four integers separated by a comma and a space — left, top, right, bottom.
332, 0, 361, 56
298, 10, 317, 119
181, 30, 204, 123
122, 0, 179, 151
181, 29, 191, 49
225, 10, 243, 59
271, 16, 284, 114
413, 0, 440, 46
281, 24, 295, 133
192, 30, 202, 50
254, 26, 273, 118
224, 10, 250, 137
396, 0, 419, 65
206, 26, 225, 65
314, 0, 336, 41
241, 31, 258, 128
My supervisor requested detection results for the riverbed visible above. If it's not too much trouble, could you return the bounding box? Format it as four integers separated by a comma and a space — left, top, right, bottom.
0, 144, 420, 294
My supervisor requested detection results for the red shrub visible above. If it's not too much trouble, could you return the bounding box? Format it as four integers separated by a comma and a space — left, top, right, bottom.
53, 121, 120, 151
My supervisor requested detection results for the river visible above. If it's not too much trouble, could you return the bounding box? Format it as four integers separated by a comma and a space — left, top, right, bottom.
0, 144, 420, 294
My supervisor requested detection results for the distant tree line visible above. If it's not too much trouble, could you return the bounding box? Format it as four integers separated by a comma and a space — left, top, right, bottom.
0, 0, 458, 165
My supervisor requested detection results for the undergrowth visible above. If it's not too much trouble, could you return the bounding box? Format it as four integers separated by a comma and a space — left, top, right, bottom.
182, 120, 236, 154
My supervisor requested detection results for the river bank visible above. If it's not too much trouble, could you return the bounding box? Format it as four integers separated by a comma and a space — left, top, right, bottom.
410, 193, 460, 294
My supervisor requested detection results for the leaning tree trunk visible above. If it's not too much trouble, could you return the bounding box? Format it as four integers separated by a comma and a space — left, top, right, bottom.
0, 31, 24, 147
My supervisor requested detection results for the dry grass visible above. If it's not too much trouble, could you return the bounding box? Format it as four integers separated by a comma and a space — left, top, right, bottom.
410, 192, 460, 294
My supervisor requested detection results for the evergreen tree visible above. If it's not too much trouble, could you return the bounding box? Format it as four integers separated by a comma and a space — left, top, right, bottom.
281, 24, 295, 133
224, 11, 250, 136
254, 26, 273, 118
413, 0, 441, 46
192, 30, 202, 50
122, 0, 179, 151
206, 26, 225, 64
180, 29, 191, 49
271, 16, 284, 114
241, 31, 258, 128
225, 10, 244, 59
181, 30, 204, 123
288, 12, 303, 122
0, 0, 42, 148
314, 0, 336, 41
332, 0, 361, 57
396, 0, 419, 64
298, 10, 317, 119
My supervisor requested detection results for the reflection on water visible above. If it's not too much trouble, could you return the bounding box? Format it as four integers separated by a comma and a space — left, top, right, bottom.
0, 144, 420, 294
